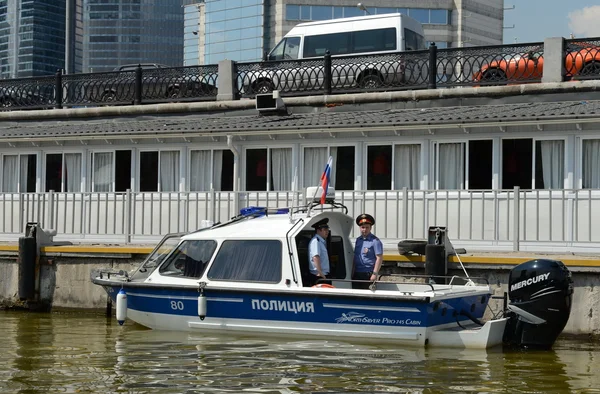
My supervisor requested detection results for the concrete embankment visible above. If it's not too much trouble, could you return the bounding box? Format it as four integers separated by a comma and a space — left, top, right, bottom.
0, 244, 598, 336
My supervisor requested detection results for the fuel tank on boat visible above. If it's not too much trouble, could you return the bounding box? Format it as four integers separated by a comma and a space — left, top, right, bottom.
503, 259, 573, 349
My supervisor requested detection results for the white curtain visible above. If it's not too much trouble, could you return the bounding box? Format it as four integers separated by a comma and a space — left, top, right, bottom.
160, 151, 180, 192
64, 153, 82, 192
394, 144, 421, 189
3, 155, 18, 192
539, 140, 564, 189
93, 152, 113, 192
213, 150, 223, 191
583, 139, 600, 188
190, 150, 211, 191
439, 143, 464, 189
19, 155, 31, 192
303, 147, 328, 188
329, 147, 338, 188
271, 148, 292, 191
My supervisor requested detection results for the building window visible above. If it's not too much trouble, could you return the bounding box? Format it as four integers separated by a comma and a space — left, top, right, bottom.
394, 144, 421, 190
2, 154, 36, 192
367, 146, 392, 190
367, 144, 421, 190
190, 149, 234, 191
245, 148, 292, 191
91, 150, 131, 192
286, 5, 300, 20
208, 240, 282, 283
502, 139, 564, 190
535, 140, 564, 189
435, 140, 492, 190
303, 146, 355, 190
139, 150, 180, 192
45, 153, 82, 192
582, 139, 600, 188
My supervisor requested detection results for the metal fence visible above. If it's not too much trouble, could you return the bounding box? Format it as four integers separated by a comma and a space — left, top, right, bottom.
1, 188, 599, 252
2, 38, 599, 111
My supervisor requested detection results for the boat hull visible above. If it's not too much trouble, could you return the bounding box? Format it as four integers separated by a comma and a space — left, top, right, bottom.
100, 283, 504, 348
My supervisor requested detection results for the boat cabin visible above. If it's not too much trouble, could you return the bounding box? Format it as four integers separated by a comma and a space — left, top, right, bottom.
136, 196, 356, 289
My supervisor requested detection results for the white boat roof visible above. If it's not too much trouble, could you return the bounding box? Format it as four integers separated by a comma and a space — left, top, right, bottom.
182, 210, 353, 240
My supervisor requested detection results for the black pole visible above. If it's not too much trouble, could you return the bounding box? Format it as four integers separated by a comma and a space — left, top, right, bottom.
428, 42, 437, 90
55, 69, 63, 109
134, 64, 142, 105
323, 50, 332, 95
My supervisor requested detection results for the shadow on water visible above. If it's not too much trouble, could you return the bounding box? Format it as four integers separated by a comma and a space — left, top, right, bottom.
1, 310, 599, 393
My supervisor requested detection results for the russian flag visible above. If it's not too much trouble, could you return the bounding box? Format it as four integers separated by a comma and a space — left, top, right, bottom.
320, 156, 333, 204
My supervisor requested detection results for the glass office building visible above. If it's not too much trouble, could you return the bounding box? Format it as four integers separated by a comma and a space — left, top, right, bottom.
203, 0, 265, 65
0, 0, 66, 79
81, 1, 184, 73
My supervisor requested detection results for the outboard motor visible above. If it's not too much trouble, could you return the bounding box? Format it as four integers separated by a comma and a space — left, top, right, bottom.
503, 259, 573, 349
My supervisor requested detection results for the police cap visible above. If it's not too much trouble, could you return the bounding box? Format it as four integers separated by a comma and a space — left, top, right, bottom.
311, 218, 330, 230
356, 213, 375, 226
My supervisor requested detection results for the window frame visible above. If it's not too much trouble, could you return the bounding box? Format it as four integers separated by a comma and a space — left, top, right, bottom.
136, 147, 182, 192
43, 151, 84, 193
244, 145, 293, 192
365, 142, 423, 190
579, 136, 600, 189
188, 147, 234, 192
0, 152, 38, 193
500, 136, 567, 190
301, 143, 357, 190
432, 139, 494, 190
207, 239, 283, 283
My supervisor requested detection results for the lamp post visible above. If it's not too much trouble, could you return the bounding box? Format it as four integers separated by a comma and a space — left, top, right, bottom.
357, 3, 371, 15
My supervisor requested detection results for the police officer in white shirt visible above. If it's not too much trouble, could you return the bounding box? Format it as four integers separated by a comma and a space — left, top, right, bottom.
307, 218, 331, 287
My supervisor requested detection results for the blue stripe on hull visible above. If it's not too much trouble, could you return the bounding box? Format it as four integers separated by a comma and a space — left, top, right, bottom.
104, 285, 488, 329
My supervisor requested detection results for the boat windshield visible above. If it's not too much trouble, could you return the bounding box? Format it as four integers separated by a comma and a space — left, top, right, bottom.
159, 239, 218, 279
129, 232, 185, 281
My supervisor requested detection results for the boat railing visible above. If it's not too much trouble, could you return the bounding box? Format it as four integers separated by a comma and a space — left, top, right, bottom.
377, 273, 490, 287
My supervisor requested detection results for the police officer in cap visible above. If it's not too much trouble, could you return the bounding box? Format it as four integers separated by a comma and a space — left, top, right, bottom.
307, 217, 331, 287
352, 214, 383, 289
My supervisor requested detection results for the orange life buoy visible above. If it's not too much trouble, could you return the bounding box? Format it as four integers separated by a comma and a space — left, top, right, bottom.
312, 283, 335, 288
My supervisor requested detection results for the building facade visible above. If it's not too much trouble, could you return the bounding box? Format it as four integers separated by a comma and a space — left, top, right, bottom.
77, 0, 185, 73
0, 0, 66, 79
186, 0, 504, 66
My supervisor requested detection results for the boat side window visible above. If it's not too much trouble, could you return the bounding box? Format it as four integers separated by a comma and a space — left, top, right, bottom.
268, 37, 300, 61
207, 240, 282, 283
158, 240, 217, 278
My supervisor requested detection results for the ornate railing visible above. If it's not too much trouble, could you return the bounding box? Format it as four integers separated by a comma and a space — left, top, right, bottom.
564, 37, 600, 80
1, 38, 600, 110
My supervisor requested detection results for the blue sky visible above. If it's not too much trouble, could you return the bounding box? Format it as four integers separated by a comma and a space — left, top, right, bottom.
503, 1, 600, 44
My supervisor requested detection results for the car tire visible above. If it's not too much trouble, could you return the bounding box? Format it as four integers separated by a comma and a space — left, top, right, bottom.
581, 61, 600, 76
0, 97, 14, 108
253, 80, 274, 94
167, 87, 180, 99
397, 240, 428, 255
481, 68, 507, 85
100, 91, 117, 103
359, 73, 383, 89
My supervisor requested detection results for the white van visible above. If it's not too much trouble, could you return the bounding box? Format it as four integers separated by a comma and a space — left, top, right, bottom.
268, 13, 426, 61
242, 13, 426, 94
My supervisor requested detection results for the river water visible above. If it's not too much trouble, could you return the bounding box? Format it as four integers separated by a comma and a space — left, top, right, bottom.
0, 310, 598, 393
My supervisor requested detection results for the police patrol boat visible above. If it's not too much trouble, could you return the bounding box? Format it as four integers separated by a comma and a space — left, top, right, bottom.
91, 187, 573, 349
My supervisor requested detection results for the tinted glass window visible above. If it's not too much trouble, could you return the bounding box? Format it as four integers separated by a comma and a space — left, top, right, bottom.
352, 28, 396, 53
286, 5, 300, 20
208, 240, 282, 283
159, 240, 217, 278
304, 32, 350, 57
404, 28, 426, 51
